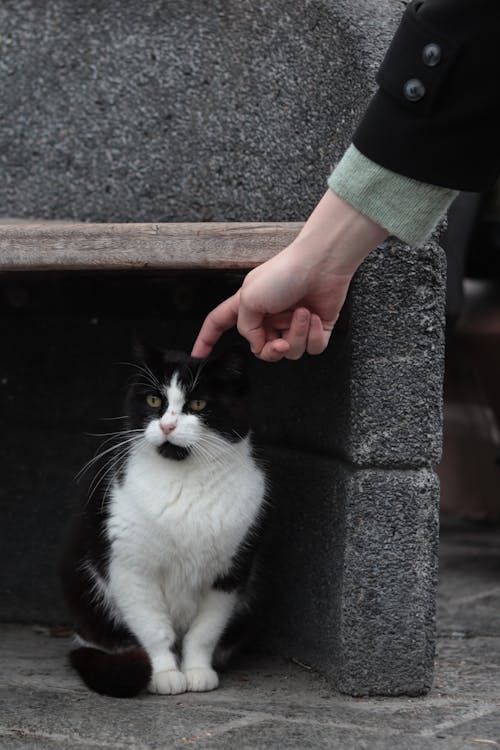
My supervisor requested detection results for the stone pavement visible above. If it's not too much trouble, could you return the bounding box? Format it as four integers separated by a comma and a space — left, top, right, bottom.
1, 520, 499, 750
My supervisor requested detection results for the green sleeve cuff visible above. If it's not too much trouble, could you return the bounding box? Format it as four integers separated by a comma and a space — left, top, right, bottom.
327, 145, 458, 246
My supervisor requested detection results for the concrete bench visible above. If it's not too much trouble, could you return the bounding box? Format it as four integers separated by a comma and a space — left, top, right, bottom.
0, 0, 445, 696
0, 221, 445, 696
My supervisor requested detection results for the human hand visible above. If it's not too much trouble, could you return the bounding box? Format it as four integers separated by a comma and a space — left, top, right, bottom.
192, 190, 388, 362
191, 256, 353, 361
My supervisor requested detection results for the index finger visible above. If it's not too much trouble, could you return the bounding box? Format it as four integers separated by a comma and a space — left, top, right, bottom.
191, 292, 240, 358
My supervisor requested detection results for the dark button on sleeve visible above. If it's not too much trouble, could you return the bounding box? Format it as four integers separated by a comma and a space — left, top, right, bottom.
404, 78, 426, 101
374, 3, 459, 116
422, 43, 442, 67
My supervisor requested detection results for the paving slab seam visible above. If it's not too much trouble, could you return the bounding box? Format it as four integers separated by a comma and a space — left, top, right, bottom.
0, 726, 149, 750
330, 696, 498, 713
81, 700, 406, 737
192, 709, 405, 737
418, 705, 500, 738
446, 587, 500, 606
438, 633, 500, 640
172, 713, 272, 743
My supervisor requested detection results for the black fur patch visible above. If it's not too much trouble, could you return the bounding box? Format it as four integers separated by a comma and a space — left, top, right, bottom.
70, 647, 151, 698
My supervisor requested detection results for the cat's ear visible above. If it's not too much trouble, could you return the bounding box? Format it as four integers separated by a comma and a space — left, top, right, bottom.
209, 347, 248, 381
133, 339, 163, 367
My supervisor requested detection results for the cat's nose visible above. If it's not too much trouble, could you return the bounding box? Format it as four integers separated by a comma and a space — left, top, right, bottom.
160, 421, 176, 435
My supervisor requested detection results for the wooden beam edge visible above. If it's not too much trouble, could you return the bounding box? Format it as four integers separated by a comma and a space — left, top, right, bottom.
0, 222, 304, 272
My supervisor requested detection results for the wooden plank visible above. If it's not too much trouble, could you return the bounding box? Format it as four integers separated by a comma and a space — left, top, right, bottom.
0, 222, 303, 272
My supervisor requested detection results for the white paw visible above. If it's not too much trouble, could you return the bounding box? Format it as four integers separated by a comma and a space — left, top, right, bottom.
148, 669, 187, 695
184, 667, 219, 692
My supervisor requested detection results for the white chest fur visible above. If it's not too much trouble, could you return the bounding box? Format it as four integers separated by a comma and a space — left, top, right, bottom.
105, 435, 265, 630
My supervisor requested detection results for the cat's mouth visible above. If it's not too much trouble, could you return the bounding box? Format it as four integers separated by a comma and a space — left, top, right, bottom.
157, 442, 189, 461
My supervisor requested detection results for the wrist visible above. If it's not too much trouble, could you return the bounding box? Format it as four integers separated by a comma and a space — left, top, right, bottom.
293, 189, 389, 276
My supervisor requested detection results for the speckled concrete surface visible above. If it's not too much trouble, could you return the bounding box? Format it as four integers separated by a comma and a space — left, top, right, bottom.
0, 0, 403, 222
1, 524, 499, 749
258, 450, 440, 697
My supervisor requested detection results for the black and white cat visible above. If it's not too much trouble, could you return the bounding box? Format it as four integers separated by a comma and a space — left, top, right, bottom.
61, 345, 267, 698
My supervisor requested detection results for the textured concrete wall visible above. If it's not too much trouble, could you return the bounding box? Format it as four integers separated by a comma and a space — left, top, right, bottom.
0, 0, 402, 222
0, 0, 446, 697
259, 450, 439, 697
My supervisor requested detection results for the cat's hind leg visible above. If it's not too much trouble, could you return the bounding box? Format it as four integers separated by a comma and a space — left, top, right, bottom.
181, 589, 237, 692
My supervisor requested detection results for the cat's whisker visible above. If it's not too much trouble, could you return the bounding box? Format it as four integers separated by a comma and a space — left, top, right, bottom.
87, 453, 126, 505
196, 434, 247, 464
187, 438, 223, 469
191, 446, 236, 472
190, 443, 237, 475
117, 361, 161, 392
85, 434, 135, 454
141, 362, 162, 389
127, 378, 159, 391
86, 429, 143, 439
117, 360, 160, 381
198, 430, 246, 447
97, 442, 147, 511
76, 435, 144, 482
190, 442, 220, 470
191, 359, 208, 392
117, 361, 162, 390
86, 439, 142, 496
89, 438, 147, 507
182, 364, 195, 392
188, 444, 211, 469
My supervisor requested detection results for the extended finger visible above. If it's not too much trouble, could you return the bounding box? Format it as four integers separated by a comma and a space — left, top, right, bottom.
191, 293, 240, 358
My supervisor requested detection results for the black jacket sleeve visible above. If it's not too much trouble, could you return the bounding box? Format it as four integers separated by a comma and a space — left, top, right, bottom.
352, 0, 500, 192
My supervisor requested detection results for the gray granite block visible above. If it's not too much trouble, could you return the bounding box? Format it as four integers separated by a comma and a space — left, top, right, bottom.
251, 238, 446, 468
0, 0, 402, 222
257, 447, 439, 696
340, 237, 446, 467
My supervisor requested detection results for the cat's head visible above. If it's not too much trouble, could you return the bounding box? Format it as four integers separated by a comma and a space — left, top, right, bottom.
126, 344, 250, 461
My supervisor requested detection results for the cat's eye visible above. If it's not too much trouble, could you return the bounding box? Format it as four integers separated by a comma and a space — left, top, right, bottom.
189, 399, 207, 412
146, 394, 162, 409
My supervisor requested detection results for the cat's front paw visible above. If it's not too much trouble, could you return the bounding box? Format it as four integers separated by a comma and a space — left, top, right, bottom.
148, 669, 187, 695
184, 667, 219, 692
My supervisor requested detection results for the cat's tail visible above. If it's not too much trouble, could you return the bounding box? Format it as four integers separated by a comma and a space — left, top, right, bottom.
69, 646, 152, 698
